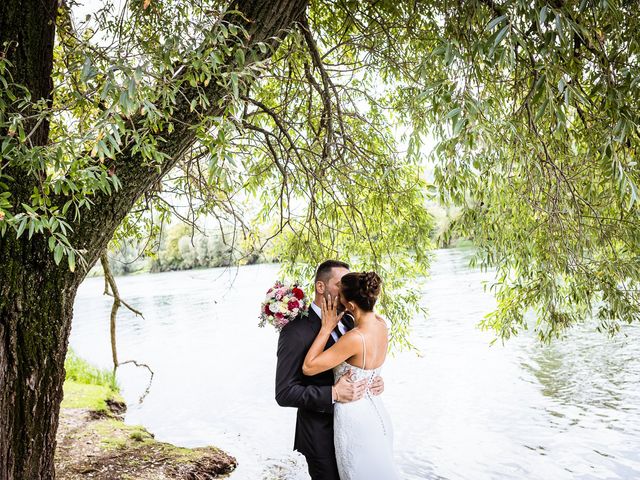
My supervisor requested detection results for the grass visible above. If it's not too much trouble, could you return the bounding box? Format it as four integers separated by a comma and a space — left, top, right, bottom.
61, 347, 124, 412
64, 347, 120, 390
56, 348, 238, 478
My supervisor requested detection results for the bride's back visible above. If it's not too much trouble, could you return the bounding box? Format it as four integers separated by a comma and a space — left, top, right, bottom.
338, 271, 388, 370
345, 314, 389, 371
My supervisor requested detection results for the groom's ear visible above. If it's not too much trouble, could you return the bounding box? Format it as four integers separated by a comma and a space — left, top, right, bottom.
316, 280, 325, 295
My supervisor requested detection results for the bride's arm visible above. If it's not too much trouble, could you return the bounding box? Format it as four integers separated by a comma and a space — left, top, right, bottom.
302, 296, 358, 376
302, 331, 358, 376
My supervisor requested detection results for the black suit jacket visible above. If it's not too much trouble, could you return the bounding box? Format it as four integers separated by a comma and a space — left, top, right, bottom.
275, 307, 354, 459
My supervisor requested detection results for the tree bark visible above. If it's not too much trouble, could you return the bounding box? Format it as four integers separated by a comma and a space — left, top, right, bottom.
0, 233, 76, 479
0, 1, 65, 477
0, 0, 307, 479
0, 0, 57, 145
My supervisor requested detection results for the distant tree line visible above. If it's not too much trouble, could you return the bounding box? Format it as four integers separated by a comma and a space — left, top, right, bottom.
92, 223, 274, 276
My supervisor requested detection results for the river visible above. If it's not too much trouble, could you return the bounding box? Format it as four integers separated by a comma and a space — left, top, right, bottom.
70, 248, 640, 479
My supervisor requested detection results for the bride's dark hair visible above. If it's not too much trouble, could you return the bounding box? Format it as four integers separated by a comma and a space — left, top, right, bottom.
340, 271, 382, 311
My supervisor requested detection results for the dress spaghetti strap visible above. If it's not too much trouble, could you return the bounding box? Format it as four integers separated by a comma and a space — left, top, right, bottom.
354, 330, 366, 370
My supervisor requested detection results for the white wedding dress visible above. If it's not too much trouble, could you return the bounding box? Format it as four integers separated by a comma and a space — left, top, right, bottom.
333, 331, 400, 480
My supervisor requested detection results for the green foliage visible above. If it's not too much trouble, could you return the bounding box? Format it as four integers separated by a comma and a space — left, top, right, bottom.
31, 1, 431, 348
148, 222, 264, 272
6, 0, 637, 345
399, 0, 640, 341
64, 347, 119, 392
1, 1, 265, 271
220, 9, 435, 348
95, 221, 273, 276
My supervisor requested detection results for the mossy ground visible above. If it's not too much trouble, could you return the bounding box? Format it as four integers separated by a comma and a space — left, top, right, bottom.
55, 349, 236, 479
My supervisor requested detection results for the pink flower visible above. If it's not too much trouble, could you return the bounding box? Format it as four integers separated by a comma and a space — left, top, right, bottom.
288, 299, 300, 311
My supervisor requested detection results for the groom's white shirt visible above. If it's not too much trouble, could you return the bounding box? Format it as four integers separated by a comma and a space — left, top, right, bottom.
310, 301, 348, 344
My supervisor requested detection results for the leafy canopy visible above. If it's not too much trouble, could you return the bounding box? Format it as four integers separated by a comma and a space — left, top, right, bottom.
2, 0, 639, 344
401, 0, 640, 341
0, 0, 433, 348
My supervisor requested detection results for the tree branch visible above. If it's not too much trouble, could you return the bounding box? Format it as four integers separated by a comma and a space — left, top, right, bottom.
67, 0, 309, 281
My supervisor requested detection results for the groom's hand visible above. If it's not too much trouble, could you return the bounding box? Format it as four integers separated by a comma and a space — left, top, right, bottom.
370, 375, 384, 396
334, 372, 367, 403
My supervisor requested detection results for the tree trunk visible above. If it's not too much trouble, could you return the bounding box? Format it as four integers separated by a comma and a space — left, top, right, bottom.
1, 1, 63, 477
0, 0, 308, 478
0, 234, 77, 480
0, 0, 57, 145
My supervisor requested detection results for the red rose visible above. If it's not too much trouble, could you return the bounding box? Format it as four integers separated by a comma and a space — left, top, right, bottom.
275, 312, 284, 319
288, 299, 300, 311
264, 303, 271, 314
292, 287, 304, 300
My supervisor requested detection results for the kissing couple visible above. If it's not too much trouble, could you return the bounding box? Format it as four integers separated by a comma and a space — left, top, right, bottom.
275, 260, 400, 480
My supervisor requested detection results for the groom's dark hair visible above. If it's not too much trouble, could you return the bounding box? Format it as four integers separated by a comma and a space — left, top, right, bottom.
315, 260, 350, 284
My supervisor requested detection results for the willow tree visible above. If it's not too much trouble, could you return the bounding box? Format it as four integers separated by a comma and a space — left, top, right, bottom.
0, 0, 432, 478
400, 1, 640, 341
1, 0, 639, 477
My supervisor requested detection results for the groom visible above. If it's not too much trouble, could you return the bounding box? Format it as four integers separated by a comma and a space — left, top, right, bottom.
275, 260, 384, 480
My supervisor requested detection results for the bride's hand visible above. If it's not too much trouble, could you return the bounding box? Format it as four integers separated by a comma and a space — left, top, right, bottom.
321, 294, 344, 332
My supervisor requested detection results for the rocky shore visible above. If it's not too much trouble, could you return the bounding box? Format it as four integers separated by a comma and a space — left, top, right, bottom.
55, 355, 237, 479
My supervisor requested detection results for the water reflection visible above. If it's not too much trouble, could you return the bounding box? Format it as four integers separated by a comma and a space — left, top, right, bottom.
70, 249, 640, 479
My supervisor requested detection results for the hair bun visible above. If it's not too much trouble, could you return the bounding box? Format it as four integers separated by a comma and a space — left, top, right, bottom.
340, 271, 382, 311
360, 271, 381, 298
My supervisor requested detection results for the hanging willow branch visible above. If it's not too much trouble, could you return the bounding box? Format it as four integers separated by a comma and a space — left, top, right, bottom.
100, 251, 154, 403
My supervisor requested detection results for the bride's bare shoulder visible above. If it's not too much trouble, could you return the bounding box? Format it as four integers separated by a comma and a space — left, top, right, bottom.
374, 313, 389, 328
374, 313, 385, 320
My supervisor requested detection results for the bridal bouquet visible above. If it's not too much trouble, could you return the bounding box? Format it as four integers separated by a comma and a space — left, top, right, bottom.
259, 281, 309, 331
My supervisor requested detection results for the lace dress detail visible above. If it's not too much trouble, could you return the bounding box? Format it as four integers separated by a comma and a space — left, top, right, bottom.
332, 331, 400, 480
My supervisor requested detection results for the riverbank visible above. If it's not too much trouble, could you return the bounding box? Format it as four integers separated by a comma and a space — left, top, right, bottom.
55, 349, 237, 479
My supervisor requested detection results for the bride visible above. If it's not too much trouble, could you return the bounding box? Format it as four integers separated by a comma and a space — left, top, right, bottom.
302, 271, 400, 480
